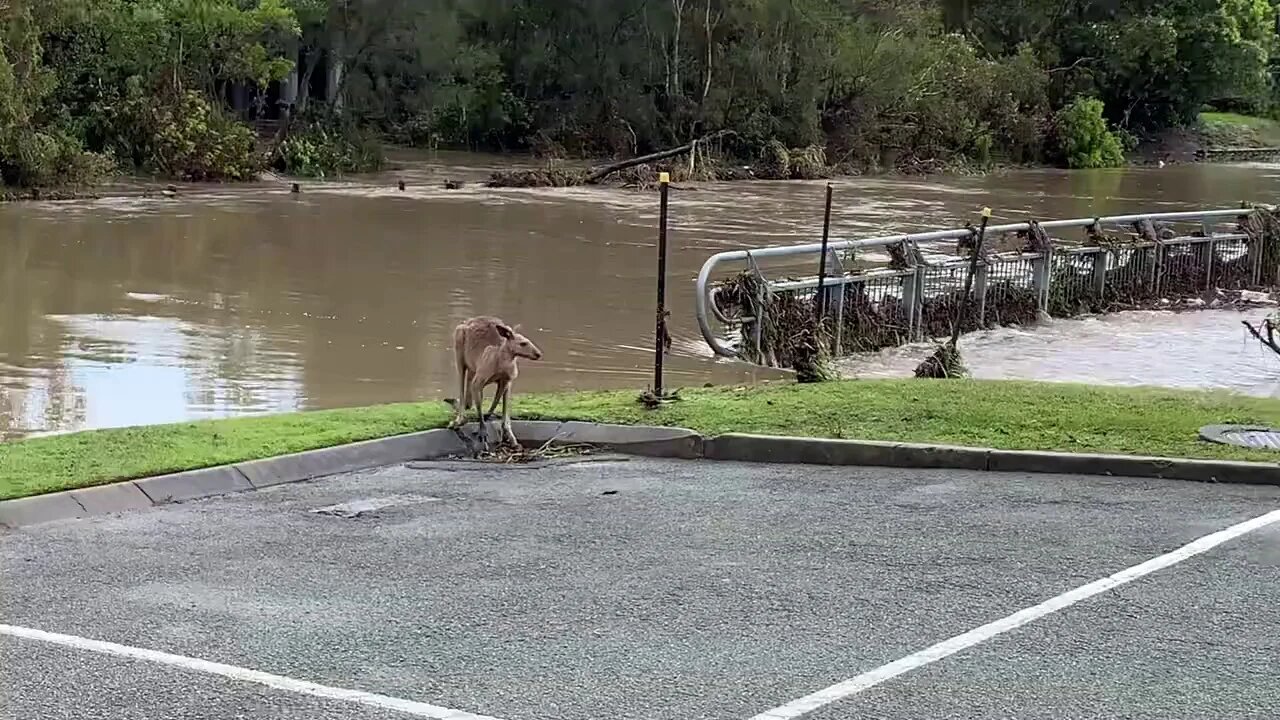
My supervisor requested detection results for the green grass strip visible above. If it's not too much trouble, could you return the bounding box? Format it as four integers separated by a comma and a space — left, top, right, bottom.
3, 379, 1279, 501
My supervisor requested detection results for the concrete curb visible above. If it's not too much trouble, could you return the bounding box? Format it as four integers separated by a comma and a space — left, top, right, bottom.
701, 434, 989, 470
4, 424, 1278, 530
0, 428, 470, 530
703, 433, 1280, 486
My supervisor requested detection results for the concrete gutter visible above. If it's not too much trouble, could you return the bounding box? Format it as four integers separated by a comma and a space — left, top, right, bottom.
700, 434, 1280, 486
2, 422, 1277, 530
0, 428, 471, 531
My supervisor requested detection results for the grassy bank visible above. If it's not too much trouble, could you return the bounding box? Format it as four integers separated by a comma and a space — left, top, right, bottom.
1198, 111, 1280, 148
4, 380, 1280, 502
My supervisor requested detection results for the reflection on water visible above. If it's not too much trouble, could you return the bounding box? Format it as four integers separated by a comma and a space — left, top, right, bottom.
3, 156, 1280, 436
2, 315, 303, 438
838, 309, 1280, 398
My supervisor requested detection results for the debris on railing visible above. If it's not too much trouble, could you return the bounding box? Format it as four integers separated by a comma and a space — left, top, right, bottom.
835, 284, 910, 353
1023, 221, 1053, 253
718, 271, 835, 380
888, 240, 925, 269
914, 207, 992, 379
697, 206, 1280, 372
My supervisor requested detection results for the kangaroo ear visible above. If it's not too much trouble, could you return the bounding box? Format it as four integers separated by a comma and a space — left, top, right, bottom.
495, 324, 514, 340
512, 323, 524, 334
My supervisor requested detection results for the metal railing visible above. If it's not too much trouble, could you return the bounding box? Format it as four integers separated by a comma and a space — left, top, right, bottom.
695, 207, 1265, 362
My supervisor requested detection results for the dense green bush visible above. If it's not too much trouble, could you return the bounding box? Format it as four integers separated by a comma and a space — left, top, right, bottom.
101, 86, 263, 181
0, 128, 112, 188
272, 125, 384, 178
151, 93, 263, 181
0, 9, 109, 188
1052, 98, 1126, 169
819, 34, 1050, 171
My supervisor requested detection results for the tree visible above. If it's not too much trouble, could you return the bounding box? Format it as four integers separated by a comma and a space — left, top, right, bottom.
9, 0, 1280, 186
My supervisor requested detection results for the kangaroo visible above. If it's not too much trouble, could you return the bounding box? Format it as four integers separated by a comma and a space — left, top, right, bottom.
449, 316, 543, 446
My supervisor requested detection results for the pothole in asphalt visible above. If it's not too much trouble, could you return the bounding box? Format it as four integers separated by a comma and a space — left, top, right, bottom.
1199, 424, 1280, 450
311, 495, 440, 519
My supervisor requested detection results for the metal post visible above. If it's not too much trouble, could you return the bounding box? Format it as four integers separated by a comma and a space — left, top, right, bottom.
908, 266, 926, 342
1031, 246, 1053, 313
1151, 239, 1163, 297
829, 249, 847, 354
1193, 237, 1213, 291
902, 267, 919, 341
653, 173, 670, 396
746, 252, 767, 365
1240, 203, 1262, 287
974, 263, 990, 327
1200, 221, 1214, 290
1090, 249, 1109, 301
816, 183, 834, 316
950, 209, 991, 346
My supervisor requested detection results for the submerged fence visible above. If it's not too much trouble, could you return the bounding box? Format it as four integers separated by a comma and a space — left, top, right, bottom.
695, 207, 1280, 367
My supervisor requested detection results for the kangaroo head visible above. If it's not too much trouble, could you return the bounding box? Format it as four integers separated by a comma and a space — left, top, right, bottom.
497, 323, 543, 360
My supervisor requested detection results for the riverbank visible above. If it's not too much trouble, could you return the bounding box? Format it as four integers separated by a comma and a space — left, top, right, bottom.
0, 188, 102, 202
1199, 112, 1280, 148
1129, 112, 1280, 165
3, 379, 1280, 501
5, 113, 1276, 203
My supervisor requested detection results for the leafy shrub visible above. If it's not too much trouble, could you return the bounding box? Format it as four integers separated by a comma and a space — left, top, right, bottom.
0, 128, 112, 188
1052, 97, 1126, 169
391, 115, 438, 148
0, 25, 110, 189
149, 92, 263, 181
272, 125, 384, 178
823, 33, 1050, 170
101, 84, 263, 181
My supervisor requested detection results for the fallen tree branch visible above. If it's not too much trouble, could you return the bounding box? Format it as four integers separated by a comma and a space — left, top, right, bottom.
584, 129, 734, 183
1243, 319, 1280, 356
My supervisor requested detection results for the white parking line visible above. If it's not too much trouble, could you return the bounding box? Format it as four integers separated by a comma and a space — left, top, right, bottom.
748, 507, 1280, 720
0, 623, 506, 720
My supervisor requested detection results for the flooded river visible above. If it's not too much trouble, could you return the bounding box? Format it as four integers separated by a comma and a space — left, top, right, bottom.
3, 154, 1280, 437
839, 309, 1280, 396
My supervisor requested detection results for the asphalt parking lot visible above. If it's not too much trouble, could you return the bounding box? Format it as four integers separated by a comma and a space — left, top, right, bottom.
2, 456, 1279, 720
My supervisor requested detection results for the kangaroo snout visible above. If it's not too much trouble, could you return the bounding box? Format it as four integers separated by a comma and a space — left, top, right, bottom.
510, 333, 542, 360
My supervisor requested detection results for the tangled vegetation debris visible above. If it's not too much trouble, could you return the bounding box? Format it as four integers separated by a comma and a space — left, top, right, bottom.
449, 433, 597, 464
471, 442, 596, 464
486, 134, 834, 189
833, 284, 911, 353
914, 211, 992, 378
717, 271, 835, 380
914, 341, 967, 378
710, 207, 1280, 375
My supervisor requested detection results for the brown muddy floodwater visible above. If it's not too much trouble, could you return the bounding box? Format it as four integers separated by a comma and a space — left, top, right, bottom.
3, 153, 1280, 437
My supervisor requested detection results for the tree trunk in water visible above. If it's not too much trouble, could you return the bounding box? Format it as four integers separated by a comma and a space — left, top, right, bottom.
1243, 319, 1280, 356
584, 129, 730, 183
297, 50, 320, 115
279, 38, 299, 128
942, 0, 971, 32
701, 0, 715, 102
670, 0, 685, 95
326, 25, 345, 114
230, 83, 249, 119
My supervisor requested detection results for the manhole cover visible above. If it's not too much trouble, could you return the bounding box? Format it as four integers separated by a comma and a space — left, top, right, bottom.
1199, 424, 1280, 450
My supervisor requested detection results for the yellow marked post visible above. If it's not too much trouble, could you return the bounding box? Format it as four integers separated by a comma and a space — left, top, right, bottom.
653, 171, 671, 395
